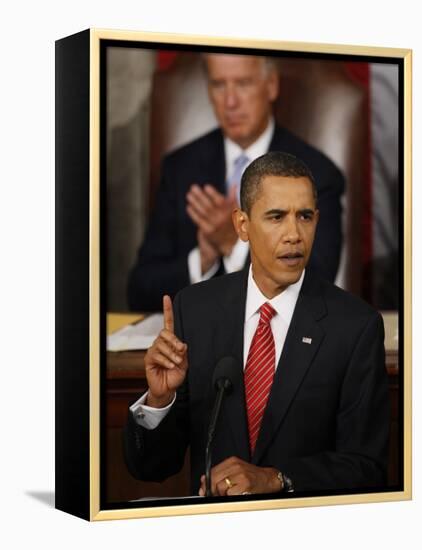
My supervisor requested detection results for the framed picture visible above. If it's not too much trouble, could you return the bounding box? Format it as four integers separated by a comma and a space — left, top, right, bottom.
55, 28, 412, 521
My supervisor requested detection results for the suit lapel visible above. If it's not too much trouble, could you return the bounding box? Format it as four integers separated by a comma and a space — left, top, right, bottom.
268, 125, 284, 153
212, 268, 250, 462
252, 272, 327, 464
199, 129, 226, 194
268, 125, 291, 153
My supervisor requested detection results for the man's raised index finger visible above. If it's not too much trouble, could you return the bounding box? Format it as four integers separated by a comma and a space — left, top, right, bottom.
163, 294, 174, 333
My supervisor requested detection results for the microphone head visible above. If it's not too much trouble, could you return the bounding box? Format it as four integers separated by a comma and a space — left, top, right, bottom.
212, 356, 239, 395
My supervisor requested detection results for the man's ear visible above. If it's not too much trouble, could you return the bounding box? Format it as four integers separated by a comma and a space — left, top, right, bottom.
232, 208, 249, 242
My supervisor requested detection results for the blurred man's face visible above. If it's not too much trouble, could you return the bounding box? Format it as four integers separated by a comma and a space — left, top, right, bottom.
233, 175, 318, 298
206, 55, 279, 149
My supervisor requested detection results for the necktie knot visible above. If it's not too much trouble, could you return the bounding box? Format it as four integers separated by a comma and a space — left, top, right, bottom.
228, 154, 249, 192
234, 153, 249, 170
259, 302, 276, 325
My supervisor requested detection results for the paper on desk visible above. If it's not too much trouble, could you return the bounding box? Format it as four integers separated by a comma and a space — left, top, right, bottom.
107, 313, 164, 351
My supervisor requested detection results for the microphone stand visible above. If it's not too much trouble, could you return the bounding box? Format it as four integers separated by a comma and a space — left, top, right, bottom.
205, 378, 232, 497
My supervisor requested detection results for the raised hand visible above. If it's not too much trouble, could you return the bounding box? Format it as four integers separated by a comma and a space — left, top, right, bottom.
144, 295, 188, 408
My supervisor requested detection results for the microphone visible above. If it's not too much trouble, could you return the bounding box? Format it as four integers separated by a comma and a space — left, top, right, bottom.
205, 356, 239, 497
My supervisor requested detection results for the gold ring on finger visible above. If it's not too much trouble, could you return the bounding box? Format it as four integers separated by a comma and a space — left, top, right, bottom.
225, 477, 233, 489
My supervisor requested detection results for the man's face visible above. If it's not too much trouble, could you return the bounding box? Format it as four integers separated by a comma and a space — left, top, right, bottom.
234, 175, 319, 298
206, 55, 279, 149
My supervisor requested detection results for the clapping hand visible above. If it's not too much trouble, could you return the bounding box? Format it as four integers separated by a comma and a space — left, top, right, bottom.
186, 183, 239, 257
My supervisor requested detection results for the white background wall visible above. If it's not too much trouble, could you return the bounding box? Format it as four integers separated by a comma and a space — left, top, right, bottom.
1, 1, 419, 548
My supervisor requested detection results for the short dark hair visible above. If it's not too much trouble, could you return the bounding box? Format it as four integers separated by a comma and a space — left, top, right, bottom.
240, 151, 317, 214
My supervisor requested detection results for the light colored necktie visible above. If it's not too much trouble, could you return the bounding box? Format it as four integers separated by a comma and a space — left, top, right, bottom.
228, 153, 249, 200
244, 302, 276, 454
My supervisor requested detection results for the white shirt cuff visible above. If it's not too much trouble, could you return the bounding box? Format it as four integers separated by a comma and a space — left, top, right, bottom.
130, 391, 176, 430
222, 239, 249, 273
188, 247, 220, 284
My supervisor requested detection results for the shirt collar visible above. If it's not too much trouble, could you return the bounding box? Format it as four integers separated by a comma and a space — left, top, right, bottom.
245, 265, 305, 324
224, 117, 275, 176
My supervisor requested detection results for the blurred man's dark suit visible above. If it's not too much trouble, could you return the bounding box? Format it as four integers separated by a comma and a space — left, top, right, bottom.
124, 267, 390, 494
128, 126, 345, 312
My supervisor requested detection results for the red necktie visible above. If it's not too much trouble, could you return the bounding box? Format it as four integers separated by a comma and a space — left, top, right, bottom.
244, 302, 276, 454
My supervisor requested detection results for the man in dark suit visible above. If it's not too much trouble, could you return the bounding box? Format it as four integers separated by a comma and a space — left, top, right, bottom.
128, 54, 345, 312
124, 152, 389, 496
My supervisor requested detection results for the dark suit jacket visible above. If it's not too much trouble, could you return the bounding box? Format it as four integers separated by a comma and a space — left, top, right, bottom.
124, 268, 390, 495
128, 126, 345, 312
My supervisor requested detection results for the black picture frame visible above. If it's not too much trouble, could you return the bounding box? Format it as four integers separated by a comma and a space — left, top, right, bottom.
55, 28, 412, 521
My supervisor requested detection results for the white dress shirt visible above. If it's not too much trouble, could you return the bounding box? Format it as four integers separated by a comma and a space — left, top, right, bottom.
243, 266, 304, 368
187, 118, 275, 283
131, 265, 304, 429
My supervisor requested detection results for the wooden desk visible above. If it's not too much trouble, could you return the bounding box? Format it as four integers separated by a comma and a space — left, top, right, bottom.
105, 312, 400, 503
